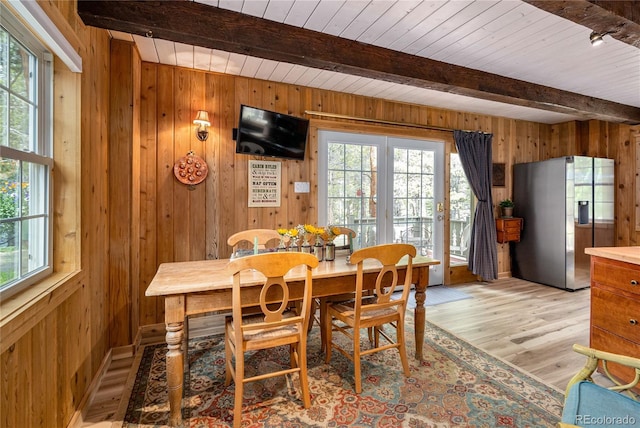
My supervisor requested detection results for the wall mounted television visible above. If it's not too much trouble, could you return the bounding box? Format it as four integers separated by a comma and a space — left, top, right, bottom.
235, 105, 309, 161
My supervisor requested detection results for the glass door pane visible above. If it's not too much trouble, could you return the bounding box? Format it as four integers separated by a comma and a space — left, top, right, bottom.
323, 133, 382, 249
391, 148, 434, 251
319, 131, 444, 285
388, 137, 443, 285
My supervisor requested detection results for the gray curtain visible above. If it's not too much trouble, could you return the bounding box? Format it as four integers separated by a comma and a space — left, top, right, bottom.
453, 130, 498, 280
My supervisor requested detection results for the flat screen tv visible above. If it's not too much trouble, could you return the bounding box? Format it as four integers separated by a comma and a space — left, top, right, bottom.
235, 105, 309, 161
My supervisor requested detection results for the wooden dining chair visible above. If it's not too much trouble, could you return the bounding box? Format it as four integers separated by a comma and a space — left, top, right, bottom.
323, 243, 416, 393
330, 226, 356, 250
227, 228, 282, 255
177, 229, 283, 362
224, 252, 319, 428
312, 227, 369, 350
309, 226, 356, 340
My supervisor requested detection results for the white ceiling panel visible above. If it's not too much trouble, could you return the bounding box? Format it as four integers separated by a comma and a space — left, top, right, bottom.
268, 62, 296, 82
304, 1, 345, 32
131, 34, 159, 63
263, 0, 295, 23
254, 58, 280, 81
154, 38, 178, 66
209, 50, 230, 73
225, 52, 247, 75
284, 0, 322, 27
106, 0, 639, 124
174, 42, 194, 69
194, 46, 212, 71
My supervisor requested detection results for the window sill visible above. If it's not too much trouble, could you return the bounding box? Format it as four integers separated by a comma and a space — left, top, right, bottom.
0, 270, 83, 354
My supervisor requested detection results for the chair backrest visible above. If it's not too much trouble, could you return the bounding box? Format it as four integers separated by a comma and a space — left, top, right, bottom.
227, 228, 282, 253
227, 252, 319, 339
329, 226, 356, 250
565, 344, 640, 399
332, 226, 356, 238
350, 243, 416, 316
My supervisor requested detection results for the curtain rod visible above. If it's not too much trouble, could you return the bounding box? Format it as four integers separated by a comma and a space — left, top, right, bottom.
304, 110, 490, 134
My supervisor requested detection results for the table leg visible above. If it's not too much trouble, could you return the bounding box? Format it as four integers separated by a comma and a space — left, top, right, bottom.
166, 322, 184, 426
414, 266, 428, 359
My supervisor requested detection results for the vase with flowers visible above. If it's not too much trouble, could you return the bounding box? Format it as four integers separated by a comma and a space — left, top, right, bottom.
276, 228, 289, 252
297, 224, 313, 253
286, 227, 299, 251
312, 226, 325, 261
321, 225, 341, 261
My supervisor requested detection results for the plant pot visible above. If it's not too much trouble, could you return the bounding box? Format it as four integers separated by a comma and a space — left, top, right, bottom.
501, 207, 514, 218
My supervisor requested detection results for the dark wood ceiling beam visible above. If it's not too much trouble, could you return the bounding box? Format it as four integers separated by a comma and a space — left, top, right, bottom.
523, 1, 640, 48
77, 0, 640, 124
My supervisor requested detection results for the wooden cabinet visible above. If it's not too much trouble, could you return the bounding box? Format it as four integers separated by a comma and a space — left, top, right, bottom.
495, 217, 522, 243
587, 249, 640, 388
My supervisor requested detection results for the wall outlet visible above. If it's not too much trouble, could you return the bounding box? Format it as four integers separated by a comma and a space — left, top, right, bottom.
294, 182, 310, 193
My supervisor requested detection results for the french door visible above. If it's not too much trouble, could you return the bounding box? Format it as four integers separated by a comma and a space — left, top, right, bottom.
318, 130, 444, 285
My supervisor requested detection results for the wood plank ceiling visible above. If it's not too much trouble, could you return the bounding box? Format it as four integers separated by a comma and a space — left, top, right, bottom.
79, 0, 640, 125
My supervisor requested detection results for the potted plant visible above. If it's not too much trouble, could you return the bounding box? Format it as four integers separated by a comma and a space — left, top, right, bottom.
499, 198, 515, 218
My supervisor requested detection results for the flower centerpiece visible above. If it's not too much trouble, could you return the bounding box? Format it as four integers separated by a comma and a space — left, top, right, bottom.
286, 227, 299, 251
276, 228, 289, 251
296, 224, 314, 253
312, 226, 325, 261
321, 225, 341, 261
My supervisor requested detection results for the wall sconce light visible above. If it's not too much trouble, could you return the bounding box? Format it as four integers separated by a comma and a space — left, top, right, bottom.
589, 31, 611, 47
193, 110, 211, 141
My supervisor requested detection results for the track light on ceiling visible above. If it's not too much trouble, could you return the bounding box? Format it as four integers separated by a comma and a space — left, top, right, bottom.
589, 31, 609, 47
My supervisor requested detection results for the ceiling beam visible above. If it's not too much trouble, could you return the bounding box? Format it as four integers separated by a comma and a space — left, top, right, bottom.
523, 1, 640, 48
77, 0, 640, 124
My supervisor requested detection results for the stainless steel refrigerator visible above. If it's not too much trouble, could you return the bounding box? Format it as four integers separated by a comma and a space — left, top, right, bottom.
512, 156, 614, 290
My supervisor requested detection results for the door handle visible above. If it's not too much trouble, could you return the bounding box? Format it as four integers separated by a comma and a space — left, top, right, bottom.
437, 202, 444, 212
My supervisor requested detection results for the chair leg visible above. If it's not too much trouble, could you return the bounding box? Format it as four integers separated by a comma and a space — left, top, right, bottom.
298, 340, 311, 408
396, 320, 410, 377
324, 312, 333, 363
308, 299, 317, 333
224, 330, 233, 386
290, 344, 299, 369
319, 298, 327, 352
233, 356, 244, 428
353, 328, 362, 394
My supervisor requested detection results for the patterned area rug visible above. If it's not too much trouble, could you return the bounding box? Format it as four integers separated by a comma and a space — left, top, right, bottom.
116, 315, 563, 427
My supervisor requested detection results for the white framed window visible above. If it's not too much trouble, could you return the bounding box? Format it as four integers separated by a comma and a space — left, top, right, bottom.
0, 6, 53, 299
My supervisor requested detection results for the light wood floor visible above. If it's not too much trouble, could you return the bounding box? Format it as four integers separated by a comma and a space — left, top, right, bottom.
79, 277, 592, 427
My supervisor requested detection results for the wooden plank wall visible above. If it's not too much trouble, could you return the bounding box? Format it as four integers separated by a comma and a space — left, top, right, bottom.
1, 1, 112, 426
132, 59, 639, 326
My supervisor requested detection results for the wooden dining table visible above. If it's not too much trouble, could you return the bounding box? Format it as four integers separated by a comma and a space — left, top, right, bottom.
146, 252, 440, 426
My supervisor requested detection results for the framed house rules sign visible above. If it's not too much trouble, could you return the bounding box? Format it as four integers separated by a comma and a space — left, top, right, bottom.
248, 160, 281, 207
